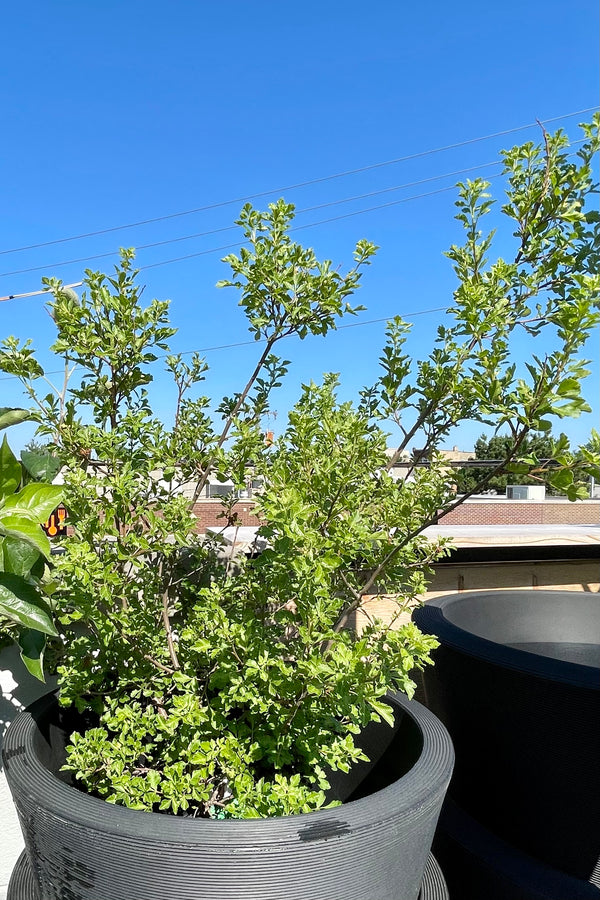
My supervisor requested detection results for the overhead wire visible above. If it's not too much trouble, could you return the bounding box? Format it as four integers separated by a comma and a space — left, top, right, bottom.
0, 105, 596, 258
86, 128, 593, 276
141, 179, 500, 273
0, 172, 507, 298
0, 159, 505, 279
0, 120, 594, 302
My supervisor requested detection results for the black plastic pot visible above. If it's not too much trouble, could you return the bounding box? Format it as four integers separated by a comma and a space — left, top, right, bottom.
434, 798, 600, 900
413, 589, 600, 885
3, 690, 453, 900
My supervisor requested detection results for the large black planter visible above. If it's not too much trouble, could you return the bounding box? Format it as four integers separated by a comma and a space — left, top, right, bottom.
433, 798, 600, 900
413, 589, 600, 885
3, 690, 453, 900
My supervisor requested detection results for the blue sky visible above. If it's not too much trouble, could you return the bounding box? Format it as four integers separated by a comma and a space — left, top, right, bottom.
1, 0, 598, 452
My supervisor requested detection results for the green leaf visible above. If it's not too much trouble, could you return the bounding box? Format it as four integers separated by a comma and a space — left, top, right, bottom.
369, 698, 395, 727
0, 435, 22, 500
505, 461, 530, 475
1, 483, 63, 523
18, 628, 47, 681
548, 469, 573, 491
21, 450, 61, 483
0, 535, 41, 576
556, 378, 581, 397
0, 408, 30, 430
0, 514, 51, 559
0, 573, 57, 635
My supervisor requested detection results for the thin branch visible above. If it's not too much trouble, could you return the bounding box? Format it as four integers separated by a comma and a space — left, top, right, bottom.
225, 524, 241, 578
161, 590, 180, 670
357, 428, 533, 601
144, 651, 176, 675
339, 569, 362, 603
192, 332, 282, 502
515, 122, 553, 266
95, 597, 175, 676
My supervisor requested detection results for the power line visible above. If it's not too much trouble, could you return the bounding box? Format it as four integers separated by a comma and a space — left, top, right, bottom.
0, 132, 592, 302
139, 176, 505, 272
0, 106, 596, 258
0, 159, 504, 279
0, 176, 504, 300
0, 304, 449, 383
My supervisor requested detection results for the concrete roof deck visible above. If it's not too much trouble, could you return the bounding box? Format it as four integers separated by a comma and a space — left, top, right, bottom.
208, 524, 600, 551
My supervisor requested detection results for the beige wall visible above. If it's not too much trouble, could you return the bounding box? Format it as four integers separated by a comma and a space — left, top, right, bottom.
355, 558, 600, 630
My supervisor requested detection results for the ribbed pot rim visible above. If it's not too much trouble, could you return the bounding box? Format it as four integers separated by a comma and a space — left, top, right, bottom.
414, 590, 599, 689
3, 690, 454, 846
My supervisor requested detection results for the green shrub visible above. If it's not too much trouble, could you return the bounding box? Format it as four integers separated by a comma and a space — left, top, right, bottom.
2, 118, 598, 816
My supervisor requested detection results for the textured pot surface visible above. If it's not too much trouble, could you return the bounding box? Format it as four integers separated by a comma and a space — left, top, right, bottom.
413, 590, 600, 884
0, 645, 58, 900
8, 851, 451, 900
3, 691, 453, 900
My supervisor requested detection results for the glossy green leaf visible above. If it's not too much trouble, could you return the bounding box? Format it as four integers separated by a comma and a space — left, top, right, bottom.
18, 628, 47, 682
21, 450, 62, 483
0, 514, 51, 559
0, 535, 41, 576
548, 469, 573, 490
0, 573, 57, 635
0, 408, 30, 430
556, 378, 582, 397
2, 483, 63, 523
505, 461, 530, 475
369, 698, 395, 727
0, 435, 22, 500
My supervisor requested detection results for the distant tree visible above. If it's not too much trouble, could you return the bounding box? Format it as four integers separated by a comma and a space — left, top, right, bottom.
577, 430, 600, 497
455, 432, 561, 495
23, 438, 52, 454
582, 429, 600, 456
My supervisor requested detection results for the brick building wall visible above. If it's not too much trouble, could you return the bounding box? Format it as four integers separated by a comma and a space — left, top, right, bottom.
439, 499, 600, 526
190, 498, 600, 533
191, 500, 261, 533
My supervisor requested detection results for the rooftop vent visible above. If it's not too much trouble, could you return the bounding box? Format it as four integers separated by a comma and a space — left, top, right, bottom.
506, 484, 546, 500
